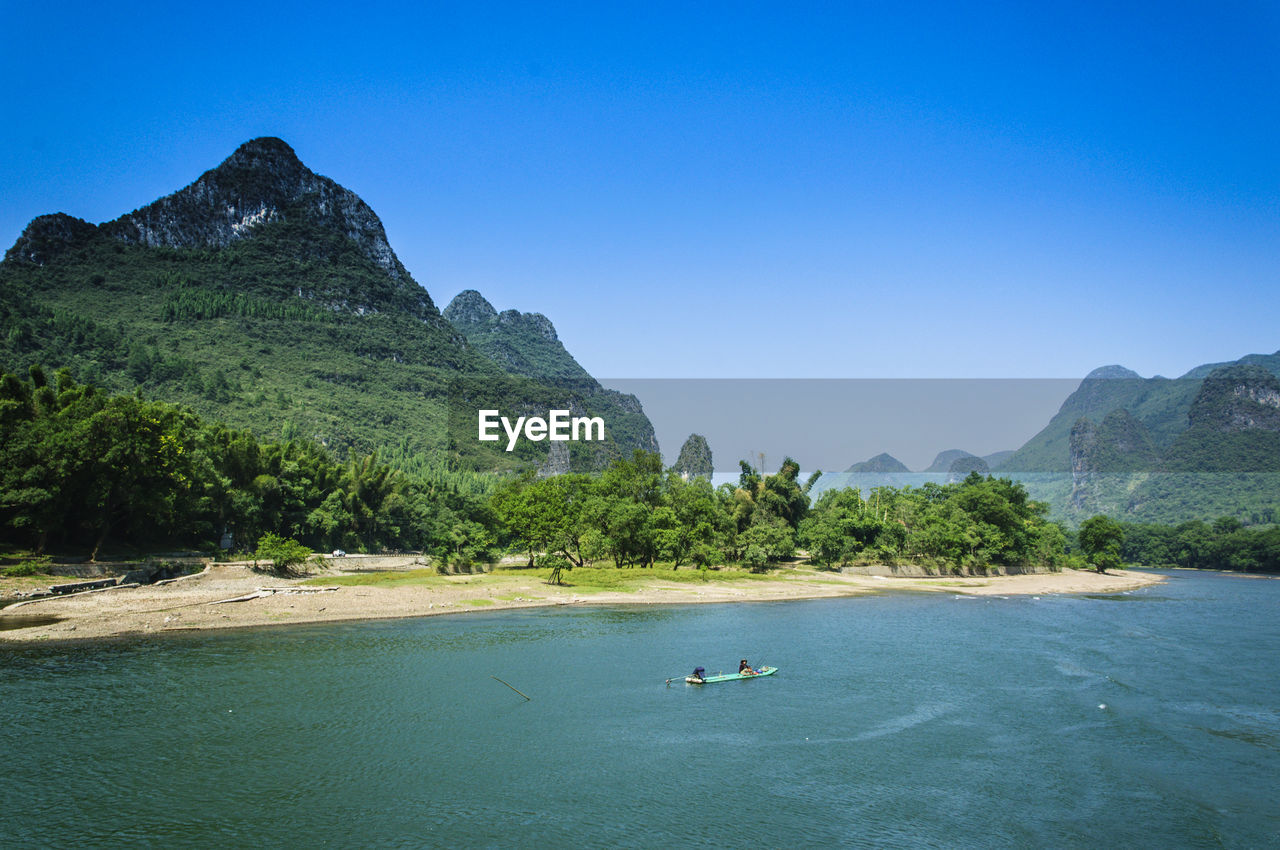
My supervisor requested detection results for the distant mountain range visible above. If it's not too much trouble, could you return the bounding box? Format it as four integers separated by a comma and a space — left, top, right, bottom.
1058, 360, 1280, 523
996, 357, 1280, 473
844, 452, 910, 474
923, 449, 1007, 475
841, 449, 1004, 476
0, 138, 656, 473
832, 353, 1280, 524
827, 449, 995, 494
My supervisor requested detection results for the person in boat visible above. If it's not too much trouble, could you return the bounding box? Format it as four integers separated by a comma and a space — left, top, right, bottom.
739, 659, 756, 675
689, 666, 706, 683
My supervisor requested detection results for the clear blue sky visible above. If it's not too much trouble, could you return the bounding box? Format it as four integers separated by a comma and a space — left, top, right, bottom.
3, 1, 1277, 379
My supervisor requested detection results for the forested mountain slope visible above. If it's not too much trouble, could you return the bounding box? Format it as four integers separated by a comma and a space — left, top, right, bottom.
0, 138, 655, 473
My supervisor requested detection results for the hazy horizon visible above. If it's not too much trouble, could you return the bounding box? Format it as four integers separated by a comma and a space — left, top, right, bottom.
603, 378, 1079, 473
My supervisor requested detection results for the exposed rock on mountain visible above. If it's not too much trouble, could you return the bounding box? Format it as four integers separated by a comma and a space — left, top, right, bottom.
444, 290, 590, 386
443, 289, 659, 457
539, 440, 572, 478
0, 138, 656, 470
1161, 364, 1280, 474
104, 137, 411, 282
442, 289, 499, 326
1075, 409, 1160, 474
673, 434, 713, 479
1068, 409, 1159, 510
1001, 355, 1280, 473
7, 137, 439, 323
1001, 365, 1155, 472
4, 213, 98, 266
1186, 363, 1280, 433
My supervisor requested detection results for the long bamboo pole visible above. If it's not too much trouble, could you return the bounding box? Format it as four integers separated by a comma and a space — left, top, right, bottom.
490, 675, 531, 701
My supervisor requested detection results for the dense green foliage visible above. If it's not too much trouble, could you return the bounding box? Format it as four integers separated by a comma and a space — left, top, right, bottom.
253, 532, 314, 576
1161, 431, 1280, 473
800, 473, 1068, 573
0, 219, 652, 474
0, 231, 467, 462
486, 458, 1070, 574
1078, 515, 1125, 573
1119, 517, 1280, 573
491, 452, 736, 569
0, 371, 1142, 577
161, 280, 339, 324
1101, 472, 1280, 527
0, 368, 495, 559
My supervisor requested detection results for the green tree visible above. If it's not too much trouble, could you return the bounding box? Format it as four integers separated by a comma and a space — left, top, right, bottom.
254, 532, 313, 576
659, 472, 728, 567
757, 456, 810, 529
1079, 515, 1125, 573
741, 514, 795, 567
540, 552, 573, 586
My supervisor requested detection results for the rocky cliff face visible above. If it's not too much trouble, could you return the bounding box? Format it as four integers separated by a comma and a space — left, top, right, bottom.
443, 290, 592, 387
1069, 409, 1159, 509
1060, 365, 1145, 418
673, 434, 714, 479
5, 138, 438, 321
1068, 417, 1097, 505
4, 213, 98, 265
443, 288, 659, 460
538, 441, 572, 478
102, 138, 408, 280
444, 291, 557, 342
998, 363, 1169, 473
498, 309, 557, 341
1158, 363, 1280, 475
1187, 363, 1280, 432
442, 289, 499, 326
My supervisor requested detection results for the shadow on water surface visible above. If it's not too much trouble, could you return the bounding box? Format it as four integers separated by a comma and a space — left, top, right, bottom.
1084, 593, 1176, 602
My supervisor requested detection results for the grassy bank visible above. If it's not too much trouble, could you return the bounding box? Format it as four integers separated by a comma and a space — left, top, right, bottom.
302, 563, 783, 593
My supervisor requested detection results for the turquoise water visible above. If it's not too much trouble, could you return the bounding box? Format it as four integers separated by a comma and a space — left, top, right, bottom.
2, 570, 1278, 848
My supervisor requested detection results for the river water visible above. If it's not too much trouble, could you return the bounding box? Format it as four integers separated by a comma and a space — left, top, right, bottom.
2, 570, 1277, 848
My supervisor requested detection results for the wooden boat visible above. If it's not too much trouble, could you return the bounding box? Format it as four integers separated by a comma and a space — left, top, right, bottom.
686, 666, 777, 684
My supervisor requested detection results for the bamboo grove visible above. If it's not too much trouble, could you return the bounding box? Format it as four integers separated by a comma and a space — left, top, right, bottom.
0, 367, 483, 559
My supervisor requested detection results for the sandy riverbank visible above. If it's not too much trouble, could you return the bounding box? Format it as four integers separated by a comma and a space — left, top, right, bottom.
0, 561, 1165, 643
